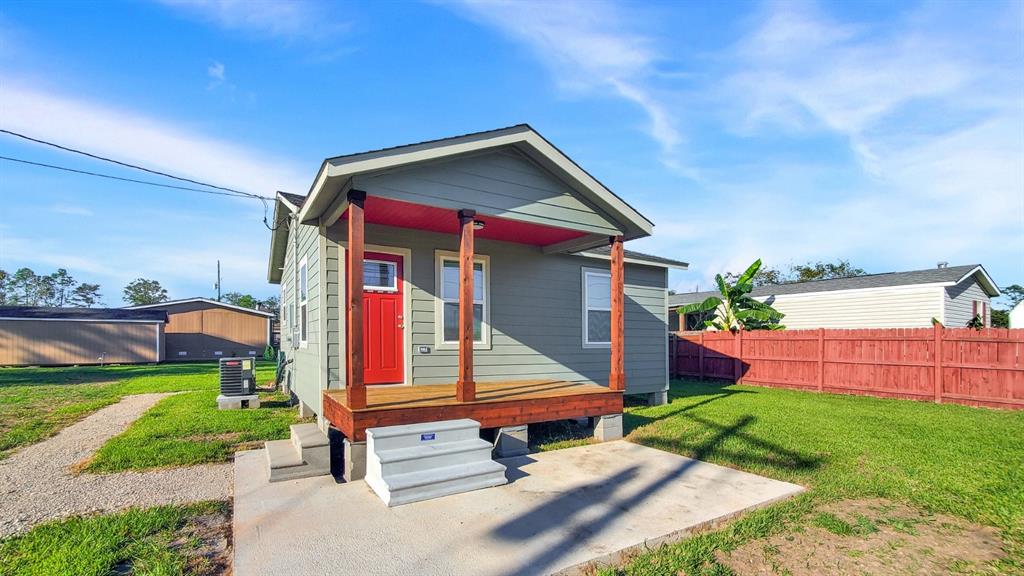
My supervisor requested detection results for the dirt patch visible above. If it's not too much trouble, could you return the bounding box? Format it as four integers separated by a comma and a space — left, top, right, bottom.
170, 504, 232, 576
717, 499, 1005, 575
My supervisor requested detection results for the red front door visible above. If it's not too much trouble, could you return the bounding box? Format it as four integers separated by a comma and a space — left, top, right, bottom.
361, 252, 404, 384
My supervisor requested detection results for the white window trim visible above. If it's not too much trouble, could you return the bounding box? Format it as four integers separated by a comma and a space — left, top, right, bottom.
582, 267, 612, 349
363, 258, 399, 293
281, 282, 289, 347
299, 255, 308, 349
434, 250, 491, 351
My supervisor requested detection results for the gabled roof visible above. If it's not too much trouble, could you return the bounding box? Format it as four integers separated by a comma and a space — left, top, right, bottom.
577, 245, 689, 270
669, 264, 999, 308
298, 124, 654, 242
277, 191, 306, 211
126, 297, 275, 317
0, 307, 167, 322
268, 192, 303, 283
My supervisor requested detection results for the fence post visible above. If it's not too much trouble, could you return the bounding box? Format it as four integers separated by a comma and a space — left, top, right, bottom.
933, 323, 943, 403
698, 332, 705, 380
670, 334, 678, 379
817, 328, 825, 392
734, 329, 743, 383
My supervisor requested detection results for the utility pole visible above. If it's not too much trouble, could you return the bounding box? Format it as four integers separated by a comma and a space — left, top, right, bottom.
215, 260, 222, 301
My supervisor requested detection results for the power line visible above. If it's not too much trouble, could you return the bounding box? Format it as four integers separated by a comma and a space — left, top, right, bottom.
0, 155, 268, 200
0, 128, 271, 201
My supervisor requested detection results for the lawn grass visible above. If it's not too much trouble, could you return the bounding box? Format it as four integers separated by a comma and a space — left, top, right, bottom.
0, 362, 289, 462
586, 380, 1024, 575
85, 387, 298, 471
0, 501, 228, 576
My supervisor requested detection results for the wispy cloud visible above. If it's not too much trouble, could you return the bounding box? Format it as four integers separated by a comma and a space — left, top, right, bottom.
654, 1, 1024, 289
159, 0, 348, 41
0, 78, 308, 196
50, 203, 95, 217
444, 0, 690, 174
206, 60, 226, 89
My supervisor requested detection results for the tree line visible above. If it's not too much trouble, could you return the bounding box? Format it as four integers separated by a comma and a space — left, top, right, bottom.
0, 267, 279, 315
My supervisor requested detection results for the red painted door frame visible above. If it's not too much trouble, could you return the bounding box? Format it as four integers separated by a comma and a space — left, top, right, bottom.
348, 251, 405, 385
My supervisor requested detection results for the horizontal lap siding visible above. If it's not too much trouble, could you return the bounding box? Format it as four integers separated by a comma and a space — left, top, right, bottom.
285, 221, 323, 413
945, 279, 989, 328
327, 222, 668, 395
353, 149, 621, 236
767, 286, 941, 329
0, 320, 160, 366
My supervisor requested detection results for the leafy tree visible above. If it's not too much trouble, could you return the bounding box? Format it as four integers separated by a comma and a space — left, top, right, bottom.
222, 292, 259, 309
678, 259, 785, 332
0, 269, 7, 305
790, 259, 866, 282
70, 283, 102, 307
48, 269, 78, 307
724, 265, 788, 287
992, 309, 1009, 328
260, 295, 280, 316
1000, 284, 1024, 308
10, 268, 41, 305
123, 278, 168, 305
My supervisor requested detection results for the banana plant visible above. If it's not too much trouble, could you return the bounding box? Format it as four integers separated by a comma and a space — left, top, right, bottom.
678, 259, 785, 331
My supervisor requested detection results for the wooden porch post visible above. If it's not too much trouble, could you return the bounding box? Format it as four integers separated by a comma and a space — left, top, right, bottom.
346, 190, 367, 410
609, 235, 626, 391
456, 209, 476, 402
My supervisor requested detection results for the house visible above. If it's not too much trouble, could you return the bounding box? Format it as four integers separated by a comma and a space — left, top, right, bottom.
267, 124, 687, 481
0, 307, 167, 366
1010, 301, 1024, 329
128, 297, 274, 360
670, 264, 1000, 331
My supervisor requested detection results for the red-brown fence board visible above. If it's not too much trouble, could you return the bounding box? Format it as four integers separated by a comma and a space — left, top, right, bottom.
669, 326, 1024, 409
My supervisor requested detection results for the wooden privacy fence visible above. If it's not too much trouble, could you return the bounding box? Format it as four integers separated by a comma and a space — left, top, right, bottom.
669, 326, 1024, 409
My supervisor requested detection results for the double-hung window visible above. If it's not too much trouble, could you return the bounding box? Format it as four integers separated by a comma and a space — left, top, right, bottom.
436, 251, 489, 349
299, 256, 308, 347
582, 268, 611, 348
281, 283, 289, 347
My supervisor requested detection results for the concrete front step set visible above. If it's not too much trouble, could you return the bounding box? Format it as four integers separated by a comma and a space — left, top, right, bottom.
264, 423, 331, 482
264, 414, 625, 506
366, 419, 508, 506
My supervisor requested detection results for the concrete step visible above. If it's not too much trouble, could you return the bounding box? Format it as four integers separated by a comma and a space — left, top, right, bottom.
365, 419, 507, 506
265, 432, 331, 483
366, 419, 480, 452
290, 423, 329, 460
367, 460, 508, 507
374, 438, 495, 476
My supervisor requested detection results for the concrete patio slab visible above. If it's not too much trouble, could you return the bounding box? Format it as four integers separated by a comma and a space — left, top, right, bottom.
233, 440, 804, 576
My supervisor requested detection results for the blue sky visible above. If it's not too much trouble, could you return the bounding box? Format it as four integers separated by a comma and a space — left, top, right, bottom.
1, 0, 1021, 306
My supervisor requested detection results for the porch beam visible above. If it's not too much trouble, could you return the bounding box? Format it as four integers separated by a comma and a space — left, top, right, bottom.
346, 190, 367, 410
608, 235, 626, 391
457, 209, 476, 402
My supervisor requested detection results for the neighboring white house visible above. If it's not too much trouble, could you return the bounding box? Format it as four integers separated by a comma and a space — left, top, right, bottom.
1010, 301, 1024, 329
670, 264, 1000, 331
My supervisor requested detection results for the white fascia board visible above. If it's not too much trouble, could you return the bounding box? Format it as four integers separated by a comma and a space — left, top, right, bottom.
575, 251, 688, 270
956, 266, 1000, 297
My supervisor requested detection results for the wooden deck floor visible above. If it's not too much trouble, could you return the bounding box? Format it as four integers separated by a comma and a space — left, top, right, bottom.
323, 380, 622, 441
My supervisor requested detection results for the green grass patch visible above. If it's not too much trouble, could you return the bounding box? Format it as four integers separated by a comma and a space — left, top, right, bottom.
0, 501, 227, 576
0, 362, 287, 462
597, 379, 1024, 575
85, 387, 298, 472
812, 512, 854, 536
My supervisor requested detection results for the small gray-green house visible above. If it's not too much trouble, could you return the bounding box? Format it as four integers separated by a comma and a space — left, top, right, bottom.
267, 125, 686, 477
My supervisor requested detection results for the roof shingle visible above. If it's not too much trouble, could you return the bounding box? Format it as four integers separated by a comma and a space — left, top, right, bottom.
0, 307, 168, 322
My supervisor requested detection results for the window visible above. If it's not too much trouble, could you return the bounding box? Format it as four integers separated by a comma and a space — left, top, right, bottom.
583, 269, 611, 347
299, 256, 308, 347
364, 260, 398, 292
281, 283, 289, 346
436, 251, 489, 348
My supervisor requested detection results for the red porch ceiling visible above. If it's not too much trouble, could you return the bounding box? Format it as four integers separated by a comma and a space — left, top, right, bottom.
344, 196, 588, 246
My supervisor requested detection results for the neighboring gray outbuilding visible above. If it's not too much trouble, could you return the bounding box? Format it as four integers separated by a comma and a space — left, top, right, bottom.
670, 264, 1000, 331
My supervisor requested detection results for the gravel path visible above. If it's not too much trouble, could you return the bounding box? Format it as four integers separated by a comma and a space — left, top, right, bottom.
0, 393, 232, 538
